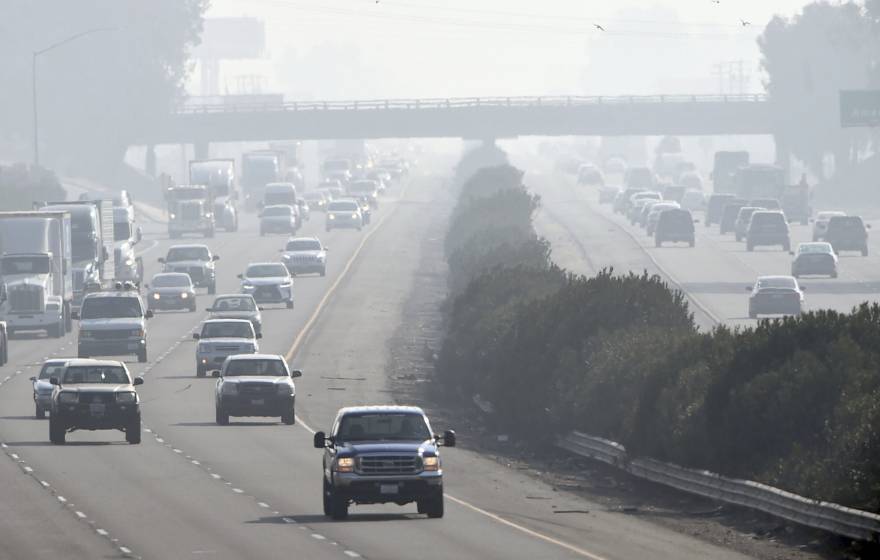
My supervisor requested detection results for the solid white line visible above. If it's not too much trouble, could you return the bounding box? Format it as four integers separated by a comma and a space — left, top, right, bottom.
446, 494, 610, 560
310, 534, 326, 540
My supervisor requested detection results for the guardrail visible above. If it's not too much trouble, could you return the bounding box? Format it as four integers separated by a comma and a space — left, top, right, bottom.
557, 431, 880, 542
176, 94, 769, 115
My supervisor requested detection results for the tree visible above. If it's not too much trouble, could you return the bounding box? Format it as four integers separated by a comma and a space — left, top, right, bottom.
758, 2, 873, 179
0, 1, 206, 174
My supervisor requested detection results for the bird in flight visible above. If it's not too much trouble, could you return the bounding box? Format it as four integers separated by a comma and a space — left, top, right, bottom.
740, 19, 751, 26
594, 23, 605, 31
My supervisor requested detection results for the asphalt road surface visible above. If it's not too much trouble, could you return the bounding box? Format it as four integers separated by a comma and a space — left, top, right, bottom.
1, 168, 757, 560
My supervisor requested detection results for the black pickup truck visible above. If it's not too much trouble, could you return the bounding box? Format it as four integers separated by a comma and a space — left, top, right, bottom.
314, 405, 455, 520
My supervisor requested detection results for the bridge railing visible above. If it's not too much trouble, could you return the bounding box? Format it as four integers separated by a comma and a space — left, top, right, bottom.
176, 94, 768, 114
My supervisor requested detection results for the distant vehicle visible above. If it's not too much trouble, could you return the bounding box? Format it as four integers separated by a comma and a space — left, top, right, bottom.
74, 288, 152, 362
165, 185, 215, 239
679, 171, 703, 192
190, 159, 239, 232
304, 191, 329, 212
746, 211, 790, 252
712, 150, 749, 193
238, 263, 294, 309
747, 198, 780, 211
734, 207, 764, 242
598, 185, 620, 204
680, 190, 705, 212
317, 180, 344, 194
646, 202, 680, 236
364, 169, 390, 193
296, 198, 310, 222
326, 200, 363, 232
260, 205, 299, 236
629, 199, 655, 225
159, 244, 219, 294
661, 185, 686, 203
347, 180, 380, 208
825, 215, 870, 256
655, 208, 695, 247
747, 275, 804, 318
791, 242, 838, 278
322, 159, 353, 183
705, 193, 736, 227
613, 188, 645, 214
242, 150, 286, 209
812, 211, 846, 241
781, 182, 811, 225
719, 200, 748, 235
355, 196, 373, 225
624, 167, 655, 190
112, 207, 144, 287
625, 191, 662, 219
206, 294, 262, 337
145, 272, 196, 312
48, 359, 143, 445
214, 354, 301, 425
314, 405, 455, 520
603, 157, 627, 174
577, 164, 604, 186
194, 319, 259, 378
31, 358, 66, 419
282, 237, 327, 277
262, 182, 298, 208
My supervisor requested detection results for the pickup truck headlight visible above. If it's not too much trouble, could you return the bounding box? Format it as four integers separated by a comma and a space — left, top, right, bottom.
180, 292, 189, 299
334, 457, 354, 473
242, 283, 255, 291
58, 392, 78, 404
130, 328, 145, 338
276, 383, 293, 396
422, 456, 440, 471
221, 383, 238, 395
351, 213, 359, 219
152, 293, 161, 300
116, 392, 136, 404
328, 214, 336, 220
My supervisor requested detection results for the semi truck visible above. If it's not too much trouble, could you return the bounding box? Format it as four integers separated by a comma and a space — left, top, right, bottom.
165, 185, 215, 238
712, 151, 750, 193
113, 206, 144, 287
241, 150, 286, 210
39, 200, 114, 311
0, 211, 74, 337
733, 164, 810, 224
189, 159, 239, 231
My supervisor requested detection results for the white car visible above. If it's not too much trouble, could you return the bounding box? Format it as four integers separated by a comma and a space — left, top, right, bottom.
326, 200, 363, 232
260, 205, 299, 236
194, 319, 259, 377
31, 359, 67, 419
238, 263, 294, 309
812, 211, 846, 241
281, 237, 327, 276
791, 242, 838, 278
214, 354, 302, 425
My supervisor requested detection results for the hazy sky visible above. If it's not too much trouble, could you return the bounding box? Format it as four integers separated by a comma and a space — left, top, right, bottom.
198, 0, 816, 99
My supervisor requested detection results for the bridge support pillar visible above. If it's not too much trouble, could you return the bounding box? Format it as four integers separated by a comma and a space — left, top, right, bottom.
145, 145, 157, 177
194, 141, 210, 160
774, 134, 792, 182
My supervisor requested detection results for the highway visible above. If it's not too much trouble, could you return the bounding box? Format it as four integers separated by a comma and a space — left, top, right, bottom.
0, 165, 761, 560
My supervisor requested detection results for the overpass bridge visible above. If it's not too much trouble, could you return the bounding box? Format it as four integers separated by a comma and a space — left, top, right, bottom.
134, 94, 776, 150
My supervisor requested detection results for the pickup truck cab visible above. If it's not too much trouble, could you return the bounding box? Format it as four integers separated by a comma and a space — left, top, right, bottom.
75, 288, 152, 362
159, 244, 219, 294
214, 354, 300, 425
194, 319, 259, 377
314, 405, 456, 520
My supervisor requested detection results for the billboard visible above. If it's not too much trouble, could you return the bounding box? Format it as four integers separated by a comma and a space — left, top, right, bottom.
840, 90, 880, 128
194, 17, 265, 60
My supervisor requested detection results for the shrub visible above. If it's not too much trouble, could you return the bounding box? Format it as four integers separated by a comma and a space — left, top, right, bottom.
0, 163, 65, 211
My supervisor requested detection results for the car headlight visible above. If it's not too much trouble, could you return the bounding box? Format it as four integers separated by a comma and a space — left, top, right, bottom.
282, 253, 291, 260
334, 457, 354, 473
351, 213, 359, 219
180, 292, 189, 299
130, 328, 145, 337
328, 214, 336, 220
242, 283, 255, 290
221, 383, 238, 395
58, 392, 78, 404
422, 456, 440, 471
152, 293, 161, 300
116, 392, 136, 404
276, 383, 293, 395
169, 213, 176, 219
125, 258, 135, 266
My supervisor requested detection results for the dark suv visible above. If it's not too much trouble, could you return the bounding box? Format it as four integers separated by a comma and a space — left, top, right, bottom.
705, 193, 736, 227
314, 406, 455, 520
719, 200, 747, 235
825, 216, 870, 256
654, 209, 695, 247
746, 211, 790, 251
49, 359, 143, 444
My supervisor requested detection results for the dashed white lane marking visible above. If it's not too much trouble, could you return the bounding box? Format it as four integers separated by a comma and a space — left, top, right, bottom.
232, 488, 244, 494
311, 534, 326, 541
344, 551, 361, 558
96, 528, 109, 536
191, 459, 200, 465
57, 496, 67, 503
75, 511, 87, 519
23, 465, 33, 473
10, 453, 19, 460
257, 502, 270, 509
210, 473, 221, 479
40, 480, 49, 487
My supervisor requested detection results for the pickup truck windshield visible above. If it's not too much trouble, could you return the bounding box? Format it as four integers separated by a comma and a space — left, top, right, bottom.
285, 240, 321, 251
246, 264, 288, 278
81, 297, 143, 319
201, 322, 253, 339
1, 256, 51, 274
211, 296, 255, 311
152, 274, 191, 288
337, 413, 431, 443
166, 247, 210, 262
62, 366, 129, 384
224, 359, 285, 376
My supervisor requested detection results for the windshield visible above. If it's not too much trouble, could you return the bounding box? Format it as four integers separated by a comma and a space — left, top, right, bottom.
246, 264, 288, 278
39, 362, 66, 380
62, 365, 130, 384
262, 206, 292, 217
80, 296, 143, 319
201, 321, 254, 339
285, 240, 322, 251
265, 193, 295, 205
829, 217, 864, 230
1, 256, 50, 275
337, 413, 431, 443
798, 243, 832, 254
167, 247, 210, 261
211, 296, 256, 312
328, 201, 358, 213
152, 274, 191, 288
113, 221, 132, 242
224, 359, 286, 376
751, 213, 785, 226
757, 277, 797, 290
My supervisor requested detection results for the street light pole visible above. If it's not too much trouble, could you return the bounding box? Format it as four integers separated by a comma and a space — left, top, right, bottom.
32, 26, 117, 167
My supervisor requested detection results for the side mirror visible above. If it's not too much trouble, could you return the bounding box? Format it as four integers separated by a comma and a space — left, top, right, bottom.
313, 431, 327, 448
192, 333, 200, 340
745, 286, 753, 292
145, 309, 154, 319
71, 310, 80, 320
205, 307, 214, 312
29, 376, 36, 382
236, 274, 243, 279
144, 283, 150, 290
788, 251, 795, 256
443, 430, 456, 447
256, 333, 262, 339
213, 255, 220, 261
133, 377, 144, 386
211, 370, 221, 378
158, 257, 165, 264
49, 377, 59, 386
291, 369, 303, 378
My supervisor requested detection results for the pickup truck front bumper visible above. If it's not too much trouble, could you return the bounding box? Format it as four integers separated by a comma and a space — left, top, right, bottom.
331, 471, 443, 505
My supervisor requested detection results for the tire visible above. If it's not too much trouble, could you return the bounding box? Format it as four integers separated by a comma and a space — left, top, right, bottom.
216, 407, 229, 426
35, 405, 45, 420
286, 300, 294, 310
48, 321, 63, 339
323, 479, 333, 517
862, 246, 869, 257
137, 348, 148, 363
330, 493, 349, 520
420, 492, 444, 519
320, 267, 326, 277
126, 418, 141, 444
281, 408, 295, 425
189, 303, 197, 313
49, 417, 65, 444
208, 282, 216, 295
746, 243, 754, 252
197, 365, 206, 378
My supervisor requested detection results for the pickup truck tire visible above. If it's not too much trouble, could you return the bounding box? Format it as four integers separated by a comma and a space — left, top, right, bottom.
330, 494, 349, 520
322, 479, 333, 516
419, 492, 444, 519
48, 321, 63, 338
281, 408, 295, 425
35, 405, 45, 420
197, 365, 206, 378
208, 282, 216, 295
137, 348, 148, 363
126, 418, 141, 444
49, 417, 65, 444
286, 300, 294, 310
216, 407, 229, 426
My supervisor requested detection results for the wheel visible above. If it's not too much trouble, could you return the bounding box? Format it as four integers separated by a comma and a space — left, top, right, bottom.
862, 246, 869, 257
689, 238, 695, 248
330, 493, 349, 520
125, 418, 141, 444
189, 303, 197, 312
746, 243, 754, 252
35, 405, 45, 420
420, 492, 444, 518
216, 407, 229, 425
286, 300, 294, 310
137, 348, 148, 363
281, 408, 295, 425
49, 417, 65, 444
47, 321, 63, 338
320, 267, 326, 277
323, 479, 334, 517
208, 282, 216, 295
197, 365, 206, 378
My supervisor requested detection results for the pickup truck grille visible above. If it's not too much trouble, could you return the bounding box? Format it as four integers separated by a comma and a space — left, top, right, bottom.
238, 382, 274, 396
89, 329, 131, 340
9, 285, 43, 312
215, 345, 245, 352
358, 455, 419, 475
76, 392, 114, 404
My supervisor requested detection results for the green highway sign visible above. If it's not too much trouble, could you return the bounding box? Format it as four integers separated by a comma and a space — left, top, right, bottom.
840, 90, 880, 127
